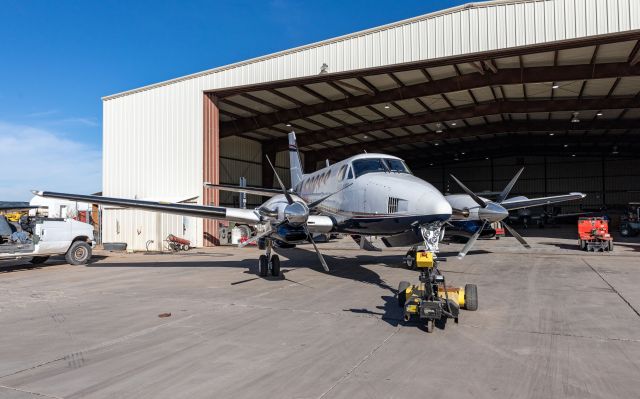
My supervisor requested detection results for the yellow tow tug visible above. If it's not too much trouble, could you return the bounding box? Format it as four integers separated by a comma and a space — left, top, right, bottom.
398, 251, 478, 333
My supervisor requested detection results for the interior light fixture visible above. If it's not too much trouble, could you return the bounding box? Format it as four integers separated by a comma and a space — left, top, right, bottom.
596, 112, 603, 116
552, 84, 560, 89
384, 105, 390, 109
549, 133, 555, 136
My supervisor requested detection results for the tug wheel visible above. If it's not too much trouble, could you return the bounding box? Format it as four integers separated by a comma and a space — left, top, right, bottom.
464, 284, 478, 311
258, 255, 268, 277
397, 281, 410, 307
426, 319, 434, 333
404, 250, 415, 269
270, 255, 281, 277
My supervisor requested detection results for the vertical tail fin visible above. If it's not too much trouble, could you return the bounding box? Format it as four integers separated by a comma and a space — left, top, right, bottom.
288, 132, 304, 188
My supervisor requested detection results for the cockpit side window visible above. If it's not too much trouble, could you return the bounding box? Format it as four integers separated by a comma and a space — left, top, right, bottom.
347, 166, 354, 179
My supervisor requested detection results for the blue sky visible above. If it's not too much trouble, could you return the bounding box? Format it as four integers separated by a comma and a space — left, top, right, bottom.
0, 0, 466, 200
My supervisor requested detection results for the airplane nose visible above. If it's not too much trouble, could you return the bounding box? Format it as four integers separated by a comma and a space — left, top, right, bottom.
417, 190, 452, 220
478, 202, 509, 222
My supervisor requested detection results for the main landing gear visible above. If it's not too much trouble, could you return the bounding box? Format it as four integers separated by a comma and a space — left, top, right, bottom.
257, 238, 281, 277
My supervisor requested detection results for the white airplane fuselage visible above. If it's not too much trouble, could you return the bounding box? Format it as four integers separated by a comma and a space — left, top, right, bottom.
261, 153, 452, 237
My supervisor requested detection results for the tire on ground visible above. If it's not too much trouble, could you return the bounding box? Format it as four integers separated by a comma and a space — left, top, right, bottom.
398, 281, 410, 307
464, 283, 478, 311
65, 241, 92, 265
271, 255, 280, 277
258, 255, 268, 277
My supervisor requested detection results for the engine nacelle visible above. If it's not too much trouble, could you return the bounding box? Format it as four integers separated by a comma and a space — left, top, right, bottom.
272, 223, 309, 244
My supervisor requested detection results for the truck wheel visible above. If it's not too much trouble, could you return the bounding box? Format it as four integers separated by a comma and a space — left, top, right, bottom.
579, 239, 586, 250
398, 281, 410, 307
608, 240, 614, 252
464, 284, 478, 311
65, 241, 92, 265
30, 256, 50, 264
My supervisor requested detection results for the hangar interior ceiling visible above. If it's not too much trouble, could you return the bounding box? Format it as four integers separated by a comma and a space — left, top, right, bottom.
213, 31, 640, 210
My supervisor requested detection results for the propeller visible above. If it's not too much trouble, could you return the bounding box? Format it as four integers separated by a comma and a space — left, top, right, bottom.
451, 167, 530, 259
264, 155, 331, 272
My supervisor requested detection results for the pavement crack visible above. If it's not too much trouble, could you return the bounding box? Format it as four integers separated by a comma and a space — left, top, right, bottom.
0, 384, 62, 398
582, 258, 640, 318
318, 326, 400, 399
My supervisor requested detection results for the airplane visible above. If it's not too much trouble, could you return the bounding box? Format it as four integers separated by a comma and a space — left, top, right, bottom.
33, 132, 585, 276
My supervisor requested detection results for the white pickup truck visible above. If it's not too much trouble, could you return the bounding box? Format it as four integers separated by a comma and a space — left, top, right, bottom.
0, 216, 95, 265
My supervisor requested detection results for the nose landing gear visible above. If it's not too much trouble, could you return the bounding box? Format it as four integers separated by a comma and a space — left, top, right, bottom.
257, 239, 281, 277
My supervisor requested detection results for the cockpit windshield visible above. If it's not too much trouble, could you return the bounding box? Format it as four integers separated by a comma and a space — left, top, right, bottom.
352, 158, 412, 178
383, 158, 412, 174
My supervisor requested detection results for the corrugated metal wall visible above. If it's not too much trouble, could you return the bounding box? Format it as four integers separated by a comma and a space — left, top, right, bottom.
102, 0, 640, 249
413, 156, 640, 213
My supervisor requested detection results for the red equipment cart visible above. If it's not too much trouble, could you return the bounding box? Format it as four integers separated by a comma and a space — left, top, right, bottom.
578, 217, 613, 252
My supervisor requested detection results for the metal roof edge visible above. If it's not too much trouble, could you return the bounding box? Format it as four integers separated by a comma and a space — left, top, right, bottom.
102, 0, 524, 101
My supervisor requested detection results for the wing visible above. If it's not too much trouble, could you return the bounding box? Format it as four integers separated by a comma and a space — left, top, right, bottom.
32, 191, 261, 224
501, 192, 586, 211
203, 182, 283, 197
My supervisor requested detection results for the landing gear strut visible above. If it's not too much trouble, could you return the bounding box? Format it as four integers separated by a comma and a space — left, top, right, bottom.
257, 239, 280, 277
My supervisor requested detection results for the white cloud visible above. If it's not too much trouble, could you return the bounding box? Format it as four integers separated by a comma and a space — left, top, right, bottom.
0, 121, 101, 200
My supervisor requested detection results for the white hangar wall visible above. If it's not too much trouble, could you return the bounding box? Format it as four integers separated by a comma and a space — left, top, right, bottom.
102, 0, 640, 250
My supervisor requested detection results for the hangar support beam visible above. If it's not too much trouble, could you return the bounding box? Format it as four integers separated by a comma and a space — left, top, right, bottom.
265, 97, 640, 152
220, 63, 640, 137
312, 119, 640, 161
203, 93, 220, 246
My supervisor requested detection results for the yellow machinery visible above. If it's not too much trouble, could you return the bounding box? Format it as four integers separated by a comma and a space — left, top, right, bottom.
2, 211, 26, 222
398, 251, 478, 333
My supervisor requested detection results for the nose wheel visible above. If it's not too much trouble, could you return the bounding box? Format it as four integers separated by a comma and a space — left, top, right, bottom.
257, 239, 281, 277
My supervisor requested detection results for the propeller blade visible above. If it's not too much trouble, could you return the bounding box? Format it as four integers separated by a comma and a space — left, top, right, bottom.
450, 174, 486, 208
304, 227, 330, 272
307, 183, 353, 209
496, 167, 524, 204
265, 155, 294, 205
457, 220, 487, 259
502, 221, 531, 249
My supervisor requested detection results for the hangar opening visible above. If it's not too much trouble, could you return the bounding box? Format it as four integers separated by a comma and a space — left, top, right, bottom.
102, 0, 640, 250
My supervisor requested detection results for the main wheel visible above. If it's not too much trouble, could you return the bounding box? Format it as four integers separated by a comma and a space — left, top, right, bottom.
270, 255, 280, 277
464, 284, 478, 311
397, 281, 410, 307
258, 255, 268, 277
65, 241, 92, 265
30, 256, 50, 264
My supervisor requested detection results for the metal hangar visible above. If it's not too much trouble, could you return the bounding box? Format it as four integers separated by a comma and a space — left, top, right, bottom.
101, 0, 640, 250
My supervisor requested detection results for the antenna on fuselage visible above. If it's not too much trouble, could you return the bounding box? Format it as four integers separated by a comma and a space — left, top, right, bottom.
325, 159, 330, 167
